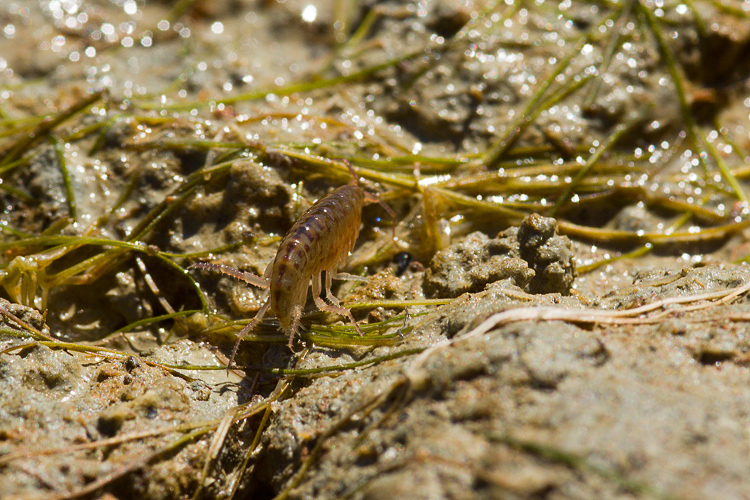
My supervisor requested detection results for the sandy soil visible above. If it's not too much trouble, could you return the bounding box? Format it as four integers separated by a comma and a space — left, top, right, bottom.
2, 1, 750, 499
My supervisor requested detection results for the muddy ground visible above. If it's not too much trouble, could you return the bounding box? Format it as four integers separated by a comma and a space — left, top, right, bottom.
2, 0, 750, 499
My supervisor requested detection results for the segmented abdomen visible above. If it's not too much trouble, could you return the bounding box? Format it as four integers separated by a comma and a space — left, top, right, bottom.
269, 184, 365, 328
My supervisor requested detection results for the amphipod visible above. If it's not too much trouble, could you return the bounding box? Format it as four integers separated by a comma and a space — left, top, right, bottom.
195, 175, 393, 369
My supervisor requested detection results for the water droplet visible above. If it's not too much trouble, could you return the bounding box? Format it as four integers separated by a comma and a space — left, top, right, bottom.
301, 5, 317, 23
123, 0, 137, 15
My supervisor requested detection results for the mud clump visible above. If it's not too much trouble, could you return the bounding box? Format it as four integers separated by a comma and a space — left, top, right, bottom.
424, 214, 575, 298
516, 213, 577, 294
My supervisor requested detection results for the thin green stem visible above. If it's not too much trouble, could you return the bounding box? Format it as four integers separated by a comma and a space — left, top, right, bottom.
549, 115, 640, 216
0, 90, 104, 167
50, 136, 77, 220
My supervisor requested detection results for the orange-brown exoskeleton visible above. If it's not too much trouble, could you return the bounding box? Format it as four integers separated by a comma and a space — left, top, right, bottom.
193, 161, 395, 369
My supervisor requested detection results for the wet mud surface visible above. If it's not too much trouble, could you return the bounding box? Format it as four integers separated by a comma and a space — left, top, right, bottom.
3, 1, 750, 499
